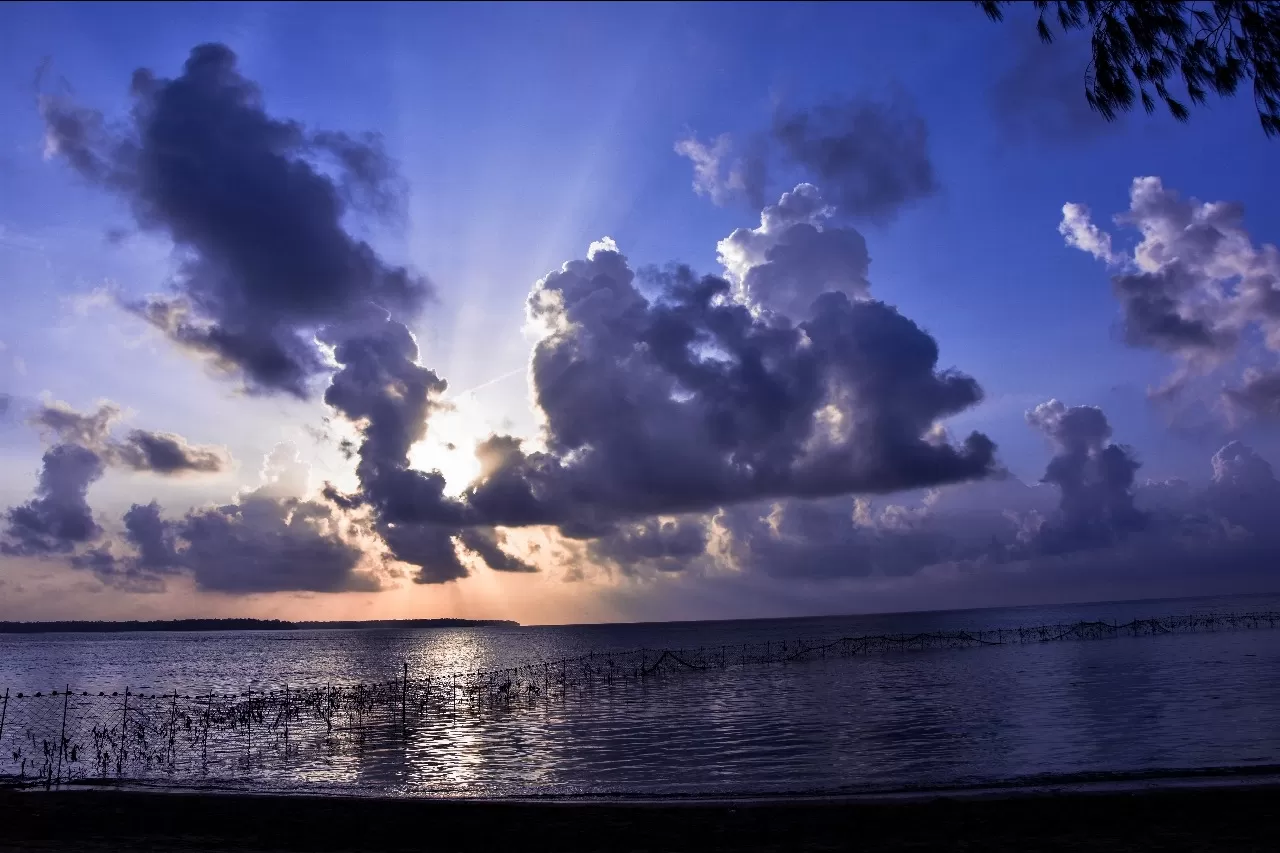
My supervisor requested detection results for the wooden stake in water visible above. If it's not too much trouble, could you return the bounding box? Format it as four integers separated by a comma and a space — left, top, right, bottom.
202, 692, 211, 773
118, 688, 129, 777
168, 691, 179, 767
401, 661, 408, 738
284, 684, 290, 757
0, 688, 8, 745
246, 688, 252, 766
55, 684, 69, 787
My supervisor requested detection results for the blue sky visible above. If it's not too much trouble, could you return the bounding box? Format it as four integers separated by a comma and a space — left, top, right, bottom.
1, 2, 1278, 623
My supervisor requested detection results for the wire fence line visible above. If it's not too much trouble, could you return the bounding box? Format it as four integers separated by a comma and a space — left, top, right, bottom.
2, 610, 1277, 789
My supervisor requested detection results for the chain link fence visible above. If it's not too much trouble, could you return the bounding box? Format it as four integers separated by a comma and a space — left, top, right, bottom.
2, 610, 1276, 789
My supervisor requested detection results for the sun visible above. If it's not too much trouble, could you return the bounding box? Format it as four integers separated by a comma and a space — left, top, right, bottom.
407, 396, 492, 497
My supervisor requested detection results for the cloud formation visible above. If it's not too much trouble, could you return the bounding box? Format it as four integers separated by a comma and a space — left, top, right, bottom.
772, 96, 938, 224
3, 444, 105, 556
40, 43, 431, 398
457, 228, 994, 534
1024, 399, 1145, 552
676, 94, 938, 223
30, 401, 230, 475
1062, 177, 1280, 411
79, 442, 378, 594
717, 183, 870, 319
990, 29, 1116, 142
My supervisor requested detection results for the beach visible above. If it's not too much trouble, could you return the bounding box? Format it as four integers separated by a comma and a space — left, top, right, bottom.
3, 783, 1279, 852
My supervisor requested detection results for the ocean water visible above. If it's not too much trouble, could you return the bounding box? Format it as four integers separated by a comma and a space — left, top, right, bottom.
2, 593, 1279, 797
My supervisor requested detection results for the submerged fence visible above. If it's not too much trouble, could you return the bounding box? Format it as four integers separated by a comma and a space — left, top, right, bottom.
2, 610, 1277, 789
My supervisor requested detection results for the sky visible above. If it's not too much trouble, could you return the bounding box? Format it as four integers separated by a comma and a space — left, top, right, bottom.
1, 1, 1278, 625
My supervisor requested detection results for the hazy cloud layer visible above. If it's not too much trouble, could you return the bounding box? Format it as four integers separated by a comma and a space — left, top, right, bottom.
990, 29, 1116, 142
555, 400, 1280, 590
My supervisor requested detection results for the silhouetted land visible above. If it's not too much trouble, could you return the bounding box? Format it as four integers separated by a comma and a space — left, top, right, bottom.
1, 784, 1278, 852
0, 618, 517, 634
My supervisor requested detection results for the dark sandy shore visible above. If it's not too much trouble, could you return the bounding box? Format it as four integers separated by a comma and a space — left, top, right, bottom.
3, 782, 1280, 852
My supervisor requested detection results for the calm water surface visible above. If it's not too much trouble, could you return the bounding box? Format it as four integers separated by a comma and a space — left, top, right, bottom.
2, 593, 1279, 797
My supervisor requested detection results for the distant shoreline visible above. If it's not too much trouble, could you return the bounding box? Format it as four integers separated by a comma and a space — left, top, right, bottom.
0, 618, 519, 634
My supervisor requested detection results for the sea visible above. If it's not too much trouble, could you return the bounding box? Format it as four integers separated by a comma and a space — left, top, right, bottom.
2, 592, 1279, 799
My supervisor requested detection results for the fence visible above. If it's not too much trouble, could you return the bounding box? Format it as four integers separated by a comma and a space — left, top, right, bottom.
2, 610, 1277, 789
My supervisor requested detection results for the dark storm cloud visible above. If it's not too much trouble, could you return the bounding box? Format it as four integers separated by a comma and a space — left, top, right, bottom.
585, 517, 710, 575
122, 501, 182, 570
3, 444, 105, 555
771, 95, 938, 224
315, 307, 471, 583
40, 43, 431, 398
178, 494, 374, 594
1109, 267, 1236, 356
78, 443, 379, 594
1025, 399, 1145, 551
454, 239, 993, 537
458, 528, 536, 574
29, 401, 229, 475
676, 95, 937, 223
112, 430, 229, 474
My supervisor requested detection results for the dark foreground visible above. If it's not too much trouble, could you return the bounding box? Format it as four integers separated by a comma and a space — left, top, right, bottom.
2, 784, 1278, 852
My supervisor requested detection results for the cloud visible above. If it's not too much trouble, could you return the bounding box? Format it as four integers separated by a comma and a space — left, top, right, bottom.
111, 430, 229, 474
458, 225, 993, 533
585, 517, 712, 576
990, 30, 1117, 143
76, 443, 380, 594
1062, 178, 1280, 408
3, 444, 105, 556
29, 400, 230, 475
675, 94, 938, 223
177, 493, 375, 594
458, 528, 537, 574
30, 400, 118, 446
717, 183, 870, 319
674, 134, 763, 208
772, 95, 938, 224
1223, 368, 1280, 422
40, 43, 431, 398
1024, 399, 1146, 552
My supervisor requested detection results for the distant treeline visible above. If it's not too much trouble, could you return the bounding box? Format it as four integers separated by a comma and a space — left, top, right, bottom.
0, 618, 518, 634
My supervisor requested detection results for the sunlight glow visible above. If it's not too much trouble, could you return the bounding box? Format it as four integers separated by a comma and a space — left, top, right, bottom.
408, 396, 496, 497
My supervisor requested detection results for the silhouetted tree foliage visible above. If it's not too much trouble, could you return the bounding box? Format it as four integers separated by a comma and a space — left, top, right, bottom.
978, 1, 1280, 135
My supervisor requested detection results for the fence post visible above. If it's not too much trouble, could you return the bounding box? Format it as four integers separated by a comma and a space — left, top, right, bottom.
168, 691, 179, 768
55, 684, 69, 787
246, 688, 252, 766
284, 684, 290, 758
401, 661, 408, 738
202, 692, 211, 773
118, 688, 129, 777
0, 688, 8, 744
